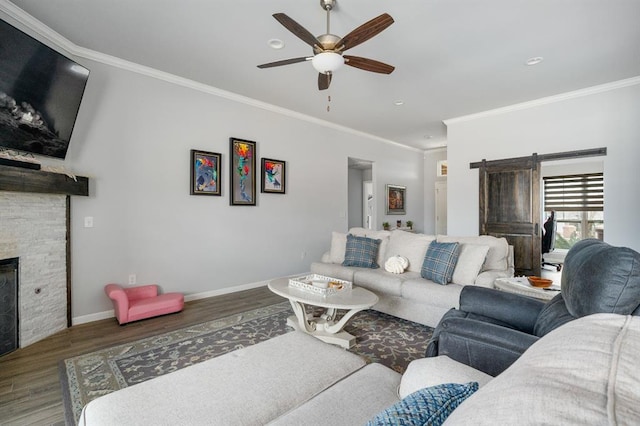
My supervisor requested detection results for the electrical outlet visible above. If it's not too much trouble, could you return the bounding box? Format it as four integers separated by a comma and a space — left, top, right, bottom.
301, 251, 307, 260
128, 274, 136, 285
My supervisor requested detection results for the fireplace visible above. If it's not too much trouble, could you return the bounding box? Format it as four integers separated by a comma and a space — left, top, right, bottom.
0, 164, 89, 350
0, 192, 69, 348
0, 257, 18, 356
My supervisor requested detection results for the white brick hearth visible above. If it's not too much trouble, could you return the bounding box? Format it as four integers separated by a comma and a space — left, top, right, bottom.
0, 191, 67, 347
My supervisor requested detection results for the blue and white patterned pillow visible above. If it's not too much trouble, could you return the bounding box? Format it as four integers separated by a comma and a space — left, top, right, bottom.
342, 234, 381, 268
366, 382, 479, 426
421, 241, 460, 285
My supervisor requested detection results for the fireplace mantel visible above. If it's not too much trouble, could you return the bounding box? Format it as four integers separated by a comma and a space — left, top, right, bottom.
0, 164, 89, 196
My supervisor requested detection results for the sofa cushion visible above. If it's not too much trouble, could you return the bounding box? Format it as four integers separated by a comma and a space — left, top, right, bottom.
443, 314, 640, 425
328, 231, 347, 263
438, 235, 509, 272
421, 241, 460, 285
385, 230, 436, 273
451, 244, 490, 285
401, 279, 463, 309
353, 269, 417, 297
367, 382, 479, 426
399, 356, 493, 399
271, 363, 401, 426
343, 234, 382, 268
349, 228, 391, 267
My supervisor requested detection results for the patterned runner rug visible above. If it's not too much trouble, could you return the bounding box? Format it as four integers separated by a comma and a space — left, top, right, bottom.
59, 302, 433, 425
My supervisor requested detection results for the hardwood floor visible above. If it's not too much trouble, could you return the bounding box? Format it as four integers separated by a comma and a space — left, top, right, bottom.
0, 286, 283, 426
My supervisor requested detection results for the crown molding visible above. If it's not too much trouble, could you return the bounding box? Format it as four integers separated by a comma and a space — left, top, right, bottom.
444, 76, 640, 126
1, 1, 422, 153
424, 146, 447, 154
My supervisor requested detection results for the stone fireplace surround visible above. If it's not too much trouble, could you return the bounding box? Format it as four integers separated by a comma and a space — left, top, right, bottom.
0, 192, 68, 347
0, 165, 88, 348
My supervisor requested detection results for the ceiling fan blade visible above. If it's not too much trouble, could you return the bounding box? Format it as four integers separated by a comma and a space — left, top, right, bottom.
318, 73, 332, 90
336, 13, 394, 51
344, 56, 395, 74
257, 57, 310, 69
273, 13, 321, 48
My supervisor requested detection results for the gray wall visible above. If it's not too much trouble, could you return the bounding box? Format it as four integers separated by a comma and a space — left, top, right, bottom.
446, 81, 640, 252
59, 60, 424, 321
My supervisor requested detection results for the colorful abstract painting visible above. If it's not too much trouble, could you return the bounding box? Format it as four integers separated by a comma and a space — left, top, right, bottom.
261, 158, 286, 194
190, 150, 221, 195
229, 138, 256, 205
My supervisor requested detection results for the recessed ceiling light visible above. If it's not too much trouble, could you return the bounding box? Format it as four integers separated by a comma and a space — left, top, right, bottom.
394, 100, 404, 106
268, 39, 285, 49
525, 56, 544, 66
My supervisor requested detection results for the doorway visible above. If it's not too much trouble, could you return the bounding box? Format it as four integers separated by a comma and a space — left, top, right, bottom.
348, 158, 374, 229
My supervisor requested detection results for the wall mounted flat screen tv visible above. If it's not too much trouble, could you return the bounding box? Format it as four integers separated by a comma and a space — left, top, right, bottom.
0, 18, 90, 159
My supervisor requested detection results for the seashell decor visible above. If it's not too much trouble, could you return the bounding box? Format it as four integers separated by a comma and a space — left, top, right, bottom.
384, 255, 409, 274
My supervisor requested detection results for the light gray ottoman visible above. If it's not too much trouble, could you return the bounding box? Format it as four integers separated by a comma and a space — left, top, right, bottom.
78, 331, 367, 426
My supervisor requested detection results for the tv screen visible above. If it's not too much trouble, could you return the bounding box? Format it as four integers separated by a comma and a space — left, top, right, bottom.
0, 18, 89, 159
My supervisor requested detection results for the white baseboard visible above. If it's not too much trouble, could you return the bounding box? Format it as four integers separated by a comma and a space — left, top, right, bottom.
73, 309, 115, 325
71, 274, 306, 326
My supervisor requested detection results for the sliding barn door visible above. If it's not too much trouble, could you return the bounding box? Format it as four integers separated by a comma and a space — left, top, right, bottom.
479, 156, 541, 276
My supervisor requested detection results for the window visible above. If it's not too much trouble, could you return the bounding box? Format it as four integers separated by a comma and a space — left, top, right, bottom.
543, 173, 604, 248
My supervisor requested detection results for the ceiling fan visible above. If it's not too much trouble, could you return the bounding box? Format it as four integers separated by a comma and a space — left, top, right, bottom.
257, 0, 395, 90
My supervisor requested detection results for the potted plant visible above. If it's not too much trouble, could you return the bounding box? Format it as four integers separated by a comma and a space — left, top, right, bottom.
406, 220, 413, 230
382, 222, 390, 230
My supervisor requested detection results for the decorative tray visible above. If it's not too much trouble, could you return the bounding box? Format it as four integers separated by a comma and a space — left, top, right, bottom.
288, 274, 352, 296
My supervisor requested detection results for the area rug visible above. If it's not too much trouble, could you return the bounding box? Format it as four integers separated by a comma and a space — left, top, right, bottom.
59, 302, 433, 425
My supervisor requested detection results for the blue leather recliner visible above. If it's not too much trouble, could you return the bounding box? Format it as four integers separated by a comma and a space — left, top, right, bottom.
425, 238, 640, 376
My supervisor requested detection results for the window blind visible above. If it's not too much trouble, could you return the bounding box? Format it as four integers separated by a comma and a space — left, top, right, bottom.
543, 173, 603, 212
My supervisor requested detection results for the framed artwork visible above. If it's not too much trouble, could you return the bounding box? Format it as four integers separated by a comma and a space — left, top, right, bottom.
190, 149, 221, 195
437, 160, 448, 177
386, 184, 406, 215
261, 158, 286, 194
229, 137, 256, 205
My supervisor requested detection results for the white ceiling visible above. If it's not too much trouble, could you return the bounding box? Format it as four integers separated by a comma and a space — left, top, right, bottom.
6, 0, 640, 150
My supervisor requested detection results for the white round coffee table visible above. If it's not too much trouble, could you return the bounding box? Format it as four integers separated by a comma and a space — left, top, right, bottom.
268, 277, 379, 349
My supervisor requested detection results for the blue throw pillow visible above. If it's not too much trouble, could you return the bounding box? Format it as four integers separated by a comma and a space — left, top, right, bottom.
366, 382, 479, 426
342, 234, 381, 268
421, 241, 460, 285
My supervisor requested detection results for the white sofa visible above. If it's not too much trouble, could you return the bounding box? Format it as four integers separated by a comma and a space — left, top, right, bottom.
79, 314, 640, 425
310, 228, 514, 327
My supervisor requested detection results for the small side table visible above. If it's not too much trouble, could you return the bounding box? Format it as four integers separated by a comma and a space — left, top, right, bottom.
494, 277, 560, 301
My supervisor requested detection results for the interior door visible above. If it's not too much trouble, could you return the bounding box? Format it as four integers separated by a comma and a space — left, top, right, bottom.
479, 156, 541, 276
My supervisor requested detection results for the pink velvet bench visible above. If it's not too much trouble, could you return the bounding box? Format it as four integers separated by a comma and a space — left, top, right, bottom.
104, 283, 184, 325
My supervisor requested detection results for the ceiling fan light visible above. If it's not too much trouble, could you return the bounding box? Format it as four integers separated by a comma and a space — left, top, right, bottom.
312, 52, 344, 74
